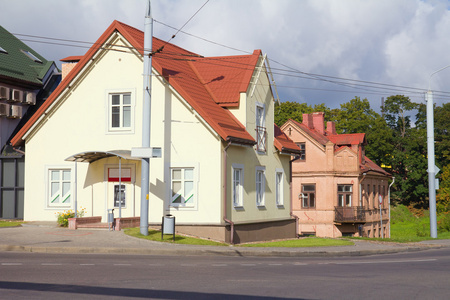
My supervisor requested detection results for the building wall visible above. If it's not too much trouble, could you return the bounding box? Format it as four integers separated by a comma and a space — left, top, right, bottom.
283, 120, 390, 238
23, 33, 224, 226
23, 35, 144, 221
226, 56, 293, 226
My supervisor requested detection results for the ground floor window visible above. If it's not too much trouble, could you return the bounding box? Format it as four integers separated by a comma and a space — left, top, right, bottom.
255, 166, 265, 207
275, 170, 284, 206
171, 167, 195, 207
48, 168, 71, 208
232, 164, 244, 207
301, 184, 315, 208
338, 184, 352, 207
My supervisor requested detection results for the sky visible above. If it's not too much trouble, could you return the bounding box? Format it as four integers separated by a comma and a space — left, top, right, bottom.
1, 0, 450, 113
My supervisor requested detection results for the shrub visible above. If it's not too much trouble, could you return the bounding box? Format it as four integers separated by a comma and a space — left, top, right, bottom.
56, 208, 86, 227
438, 212, 450, 233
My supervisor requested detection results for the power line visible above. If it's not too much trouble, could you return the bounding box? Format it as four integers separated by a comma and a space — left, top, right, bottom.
6, 24, 450, 101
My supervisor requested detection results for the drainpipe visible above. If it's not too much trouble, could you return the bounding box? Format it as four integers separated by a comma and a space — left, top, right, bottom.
290, 155, 301, 237
388, 177, 395, 238
223, 141, 234, 244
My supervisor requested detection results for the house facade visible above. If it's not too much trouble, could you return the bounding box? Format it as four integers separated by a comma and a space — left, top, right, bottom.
11, 21, 301, 243
281, 112, 391, 238
0, 25, 60, 219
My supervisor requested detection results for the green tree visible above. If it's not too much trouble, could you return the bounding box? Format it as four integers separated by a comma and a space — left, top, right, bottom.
435, 103, 450, 168
331, 97, 392, 166
274, 101, 312, 126
383, 95, 427, 207
437, 164, 450, 213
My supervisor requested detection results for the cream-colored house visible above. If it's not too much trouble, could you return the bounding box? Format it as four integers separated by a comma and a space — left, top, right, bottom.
11, 21, 301, 243
281, 112, 391, 238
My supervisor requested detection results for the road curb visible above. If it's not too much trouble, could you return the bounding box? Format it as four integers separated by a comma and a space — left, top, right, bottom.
0, 243, 440, 257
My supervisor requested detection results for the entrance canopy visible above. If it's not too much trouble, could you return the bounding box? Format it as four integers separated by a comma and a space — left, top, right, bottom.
65, 150, 140, 163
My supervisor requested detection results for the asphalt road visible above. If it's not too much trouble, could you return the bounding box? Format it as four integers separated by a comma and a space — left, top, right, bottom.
1, 248, 449, 300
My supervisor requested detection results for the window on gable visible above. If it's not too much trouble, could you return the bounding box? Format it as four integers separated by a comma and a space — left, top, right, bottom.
296, 142, 306, 160
108, 92, 134, 132
255, 103, 266, 153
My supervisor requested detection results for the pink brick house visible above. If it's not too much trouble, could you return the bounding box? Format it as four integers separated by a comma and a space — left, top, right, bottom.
281, 112, 391, 238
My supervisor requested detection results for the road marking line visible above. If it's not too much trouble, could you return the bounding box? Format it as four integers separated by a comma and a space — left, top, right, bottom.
114, 264, 132, 266
293, 263, 308, 265
80, 264, 95, 266
335, 259, 437, 265
1, 263, 23, 266
268, 263, 283, 266
41, 263, 62, 266
212, 264, 228, 267
241, 264, 256, 266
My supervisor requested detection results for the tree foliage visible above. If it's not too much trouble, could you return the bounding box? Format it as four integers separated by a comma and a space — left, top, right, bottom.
274, 95, 449, 209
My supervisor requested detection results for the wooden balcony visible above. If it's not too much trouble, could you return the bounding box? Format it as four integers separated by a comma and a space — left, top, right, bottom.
334, 206, 366, 223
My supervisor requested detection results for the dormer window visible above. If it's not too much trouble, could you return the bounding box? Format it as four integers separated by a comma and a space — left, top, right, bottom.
0, 46, 7, 54
21, 49, 42, 63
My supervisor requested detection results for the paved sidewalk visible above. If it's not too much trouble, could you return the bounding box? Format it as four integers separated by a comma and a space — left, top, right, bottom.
0, 222, 449, 257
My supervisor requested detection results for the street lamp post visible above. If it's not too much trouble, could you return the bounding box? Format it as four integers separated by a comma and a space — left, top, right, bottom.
427, 65, 449, 239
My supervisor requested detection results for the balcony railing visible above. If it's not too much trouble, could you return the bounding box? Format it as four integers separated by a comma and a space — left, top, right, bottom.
334, 206, 366, 223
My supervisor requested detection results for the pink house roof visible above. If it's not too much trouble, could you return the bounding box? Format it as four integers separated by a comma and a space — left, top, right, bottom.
11, 20, 261, 147
361, 157, 391, 176
286, 116, 390, 177
327, 133, 366, 146
274, 124, 302, 155
290, 119, 330, 145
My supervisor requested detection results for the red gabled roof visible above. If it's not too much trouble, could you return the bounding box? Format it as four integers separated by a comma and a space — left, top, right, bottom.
328, 133, 366, 146
290, 119, 330, 146
60, 55, 83, 62
191, 52, 259, 107
361, 156, 391, 176
274, 124, 302, 155
12, 20, 258, 147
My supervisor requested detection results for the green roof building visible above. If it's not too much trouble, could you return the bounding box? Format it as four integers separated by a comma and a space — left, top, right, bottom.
0, 25, 61, 219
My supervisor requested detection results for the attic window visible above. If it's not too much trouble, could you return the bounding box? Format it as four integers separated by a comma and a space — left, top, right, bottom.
0, 46, 7, 54
21, 49, 42, 63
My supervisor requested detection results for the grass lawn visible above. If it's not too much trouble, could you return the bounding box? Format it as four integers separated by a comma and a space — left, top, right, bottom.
124, 227, 228, 246
125, 227, 354, 247
0, 220, 24, 227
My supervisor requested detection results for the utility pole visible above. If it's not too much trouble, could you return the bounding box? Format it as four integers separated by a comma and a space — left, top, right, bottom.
140, 0, 153, 236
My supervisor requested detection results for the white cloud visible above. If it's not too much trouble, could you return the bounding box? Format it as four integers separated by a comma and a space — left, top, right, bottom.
1, 0, 449, 109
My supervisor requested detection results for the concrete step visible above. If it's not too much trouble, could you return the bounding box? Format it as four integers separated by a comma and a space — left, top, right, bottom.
76, 222, 110, 229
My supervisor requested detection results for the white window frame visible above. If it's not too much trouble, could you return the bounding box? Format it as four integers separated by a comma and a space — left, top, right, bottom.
165, 163, 199, 210
255, 102, 266, 153
338, 184, 353, 207
45, 166, 73, 209
255, 166, 266, 207
275, 169, 284, 207
105, 89, 135, 134
232, 164, 244, 208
